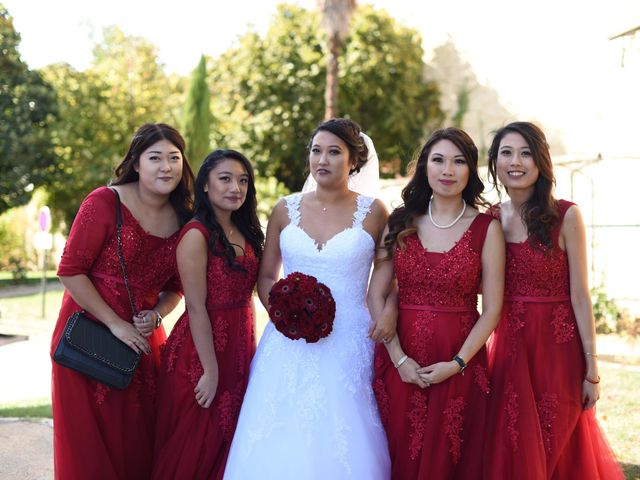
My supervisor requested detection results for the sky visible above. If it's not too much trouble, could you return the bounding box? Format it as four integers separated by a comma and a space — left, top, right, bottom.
4, 0, 640, 157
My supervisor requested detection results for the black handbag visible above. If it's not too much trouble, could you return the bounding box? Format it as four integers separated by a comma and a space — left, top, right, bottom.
53, 188, 141, 390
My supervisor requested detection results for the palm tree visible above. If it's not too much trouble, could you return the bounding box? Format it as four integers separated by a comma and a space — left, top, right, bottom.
317, 0, 357, 119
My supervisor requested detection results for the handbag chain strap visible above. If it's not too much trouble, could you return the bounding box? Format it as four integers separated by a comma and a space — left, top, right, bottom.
110, 188, 138, 317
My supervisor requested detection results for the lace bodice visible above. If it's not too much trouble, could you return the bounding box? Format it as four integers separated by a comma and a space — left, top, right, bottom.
281, 193, 375, 311
178, 221, 259, 309
492, 200, 573, 297
394, 214, 493, 307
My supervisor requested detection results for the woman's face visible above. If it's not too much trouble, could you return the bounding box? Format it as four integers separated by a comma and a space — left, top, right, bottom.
426, 139, 470, 199
496, 132, 539, 192
309, 130, 352, 188
204, 159, 249, 215
135, 140, 184, 195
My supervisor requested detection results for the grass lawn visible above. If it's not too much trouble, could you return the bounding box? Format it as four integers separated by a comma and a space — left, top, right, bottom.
0, 270, 58, 288
598, 361, 640, 479
0, 399, 52, 418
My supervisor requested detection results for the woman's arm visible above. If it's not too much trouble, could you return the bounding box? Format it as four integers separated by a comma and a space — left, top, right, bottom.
177, 227, 218, 408
563, 205, 600, 409
257, 199, 287, 310
134, 291, 182, 337
418, 219, 505, 384
59, 275, 150, 354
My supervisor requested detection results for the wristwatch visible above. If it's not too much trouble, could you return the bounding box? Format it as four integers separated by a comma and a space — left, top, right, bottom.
452, 355, 467, 373
154, 310, 163, 329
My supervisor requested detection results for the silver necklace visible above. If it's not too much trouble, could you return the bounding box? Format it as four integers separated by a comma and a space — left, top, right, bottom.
428, 199, 467, 229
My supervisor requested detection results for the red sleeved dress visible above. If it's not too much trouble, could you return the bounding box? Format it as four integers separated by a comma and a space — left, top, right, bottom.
51, 186, 181, 480
152, 221, 258, 480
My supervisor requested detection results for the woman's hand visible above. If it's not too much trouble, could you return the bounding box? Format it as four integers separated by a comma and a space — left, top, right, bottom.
133, 310, 156, 337
195, 367, 219, 409
398, 357, 429, 389
368, 308, 397, 343
582, 379, 600, 409
417, 361, 460, 386
109, 319, 150, 354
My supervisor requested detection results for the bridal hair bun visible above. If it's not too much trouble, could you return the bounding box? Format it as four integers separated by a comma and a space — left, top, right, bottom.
309, 118, 369, 174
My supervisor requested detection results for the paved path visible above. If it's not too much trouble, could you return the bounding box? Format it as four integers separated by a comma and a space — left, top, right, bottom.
0, 418, 53, 480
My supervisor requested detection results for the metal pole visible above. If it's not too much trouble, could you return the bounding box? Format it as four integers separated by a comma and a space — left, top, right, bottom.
41, 250, 47, 319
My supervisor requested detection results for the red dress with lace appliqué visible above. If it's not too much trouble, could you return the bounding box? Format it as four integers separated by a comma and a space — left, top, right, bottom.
373, 214, 494, 480
152, 221, 258, 480
51, 186, 180, 480
484, 200, 623, 480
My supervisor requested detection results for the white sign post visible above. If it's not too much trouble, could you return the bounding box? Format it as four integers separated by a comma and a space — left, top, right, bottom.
34, 206, 52, 318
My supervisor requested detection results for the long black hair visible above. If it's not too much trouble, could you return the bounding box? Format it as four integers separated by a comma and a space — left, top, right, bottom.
193, 149, 264, 270
385, 127, 485, 256
487, 122, 558, 249
111, 123, 195, 226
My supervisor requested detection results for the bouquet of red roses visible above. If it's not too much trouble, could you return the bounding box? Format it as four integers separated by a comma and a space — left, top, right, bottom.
268, 271, 336, 343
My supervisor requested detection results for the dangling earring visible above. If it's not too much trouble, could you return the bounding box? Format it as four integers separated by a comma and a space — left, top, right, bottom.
204, 186, 208, 193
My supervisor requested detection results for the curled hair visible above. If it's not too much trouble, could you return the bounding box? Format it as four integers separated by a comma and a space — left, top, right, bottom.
487, 121, 559, 249
384, 127, 485, 257
111, 123, 195, 226
308, 118, 368, 174
193, 149, 265, 270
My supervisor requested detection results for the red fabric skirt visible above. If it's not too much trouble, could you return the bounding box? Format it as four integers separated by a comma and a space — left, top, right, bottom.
152, 304, 255, 480
484, 296, 623, 479
373, 304, 490, 480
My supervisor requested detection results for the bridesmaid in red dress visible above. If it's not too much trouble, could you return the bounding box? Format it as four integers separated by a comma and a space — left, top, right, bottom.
369, 127, 505, 479
484, 122, 623, 479
51, 123, 195, 479
152, 149, 264, 480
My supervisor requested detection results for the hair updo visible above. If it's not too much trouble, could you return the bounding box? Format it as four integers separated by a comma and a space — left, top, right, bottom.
308, 118, 369, 174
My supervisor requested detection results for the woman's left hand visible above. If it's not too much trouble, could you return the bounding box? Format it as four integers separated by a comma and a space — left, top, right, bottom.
417, 361, 460, 385
582, 379, 600, 409
133, 310, 156, 337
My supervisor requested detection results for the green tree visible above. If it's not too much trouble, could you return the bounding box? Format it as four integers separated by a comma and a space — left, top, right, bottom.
182, 55, 213, 170
208, 4, 442, 189
0, 3, 57, 214
42, 26, 185, 228
340, 5, 443, 174
209, 5, 326, 189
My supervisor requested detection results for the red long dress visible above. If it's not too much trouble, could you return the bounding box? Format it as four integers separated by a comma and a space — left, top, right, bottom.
373, 214, 494, 480
484, 200, 623, 479
51, 186, 180, 480
152, 221, 258, 480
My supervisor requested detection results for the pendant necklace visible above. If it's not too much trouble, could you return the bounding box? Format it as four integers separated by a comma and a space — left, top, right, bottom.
428, 198, 466, 229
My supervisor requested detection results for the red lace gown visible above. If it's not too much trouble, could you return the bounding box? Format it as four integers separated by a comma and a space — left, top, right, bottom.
152, 221, 258, 480
484, 200, 623, 479
373, 214, 494, 480
51, 186, 180, 480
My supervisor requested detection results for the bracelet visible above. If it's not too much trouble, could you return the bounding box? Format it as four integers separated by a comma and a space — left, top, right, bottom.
452, 355, 467, 373
154, 310, 163, 329
584, 375, 600, 384
394, 354, 409, 369
585, 352, 598, 357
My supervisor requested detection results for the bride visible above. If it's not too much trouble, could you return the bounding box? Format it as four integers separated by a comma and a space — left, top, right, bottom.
224, 118, 391, 479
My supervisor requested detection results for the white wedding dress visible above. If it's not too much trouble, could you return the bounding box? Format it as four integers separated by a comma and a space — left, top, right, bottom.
224, 193, 390, 479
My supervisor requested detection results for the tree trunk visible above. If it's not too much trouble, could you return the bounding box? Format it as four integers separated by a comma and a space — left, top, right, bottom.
324, 35, 340, 120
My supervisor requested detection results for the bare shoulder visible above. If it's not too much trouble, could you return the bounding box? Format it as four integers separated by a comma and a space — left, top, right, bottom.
267, 197, 290, 231
486, 216, 505, 240
368, 198, 389, 220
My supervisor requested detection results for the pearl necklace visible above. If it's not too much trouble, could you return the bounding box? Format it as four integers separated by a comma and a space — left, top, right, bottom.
428, 199, 467, 229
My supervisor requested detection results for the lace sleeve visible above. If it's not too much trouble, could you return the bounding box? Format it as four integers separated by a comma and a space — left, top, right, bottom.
57, 187, 116, 276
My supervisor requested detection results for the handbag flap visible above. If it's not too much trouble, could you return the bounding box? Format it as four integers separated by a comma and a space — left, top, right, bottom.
63, 312, 140, 374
